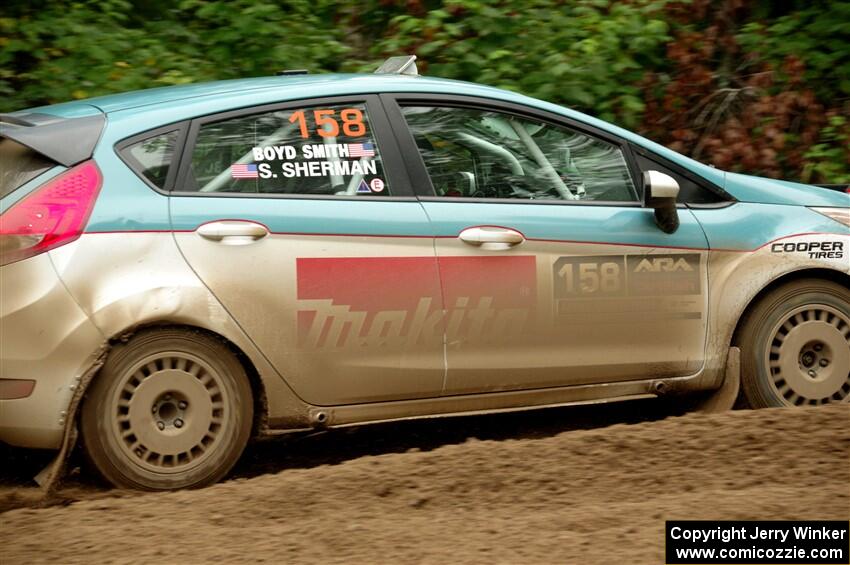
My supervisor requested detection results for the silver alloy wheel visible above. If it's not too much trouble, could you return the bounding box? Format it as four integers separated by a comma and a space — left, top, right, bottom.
110, 351, 231, 473
765, 304, 850, 406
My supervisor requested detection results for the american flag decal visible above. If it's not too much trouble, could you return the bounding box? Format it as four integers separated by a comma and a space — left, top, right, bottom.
231, 164, 259, 179
348, 143, 375, 158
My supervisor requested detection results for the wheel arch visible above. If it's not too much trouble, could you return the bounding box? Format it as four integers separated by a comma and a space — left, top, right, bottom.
731, 267, 850, 346
96, 321, 270, 439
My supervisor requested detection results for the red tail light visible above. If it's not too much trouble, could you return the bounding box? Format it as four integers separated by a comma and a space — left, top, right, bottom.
0, 160, 102, 266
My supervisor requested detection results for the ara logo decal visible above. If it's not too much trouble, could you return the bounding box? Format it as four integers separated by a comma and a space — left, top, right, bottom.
633, 257, 695, 273
295, 256, 536, 349
554, 254, 701, 300
627, 254, 701, 296
552, 254, 703, 323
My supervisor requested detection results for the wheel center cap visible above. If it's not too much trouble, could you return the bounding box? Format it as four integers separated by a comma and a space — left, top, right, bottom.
800, 352, 816, 368
151, 391, 188, 430
127, 370, 214, 455
158, 401, 178, 421
778, 322, 849, 398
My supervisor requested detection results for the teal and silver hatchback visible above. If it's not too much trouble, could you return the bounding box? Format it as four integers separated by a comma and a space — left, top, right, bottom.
2, 57, 848, 490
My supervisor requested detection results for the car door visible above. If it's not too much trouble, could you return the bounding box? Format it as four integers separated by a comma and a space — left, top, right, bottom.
383, 95, 710, 395
169, 96, 446, 405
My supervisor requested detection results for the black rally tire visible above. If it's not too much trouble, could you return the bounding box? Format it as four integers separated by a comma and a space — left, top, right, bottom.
81, 328, 253, 490
736, 278, 850, 408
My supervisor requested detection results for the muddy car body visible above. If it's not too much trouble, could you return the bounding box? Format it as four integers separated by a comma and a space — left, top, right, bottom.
2, 59, 848, 489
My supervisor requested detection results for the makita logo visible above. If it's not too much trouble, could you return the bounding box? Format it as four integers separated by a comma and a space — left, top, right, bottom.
298, 296, 527, 349
633, 257, 695, 273
295, 255, 537, 350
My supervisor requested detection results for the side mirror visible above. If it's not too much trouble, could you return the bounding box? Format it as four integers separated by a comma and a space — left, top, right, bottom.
643, 170, 680, 234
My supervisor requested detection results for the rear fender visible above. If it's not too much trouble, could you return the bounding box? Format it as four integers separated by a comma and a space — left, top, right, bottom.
48, 232, 310, 429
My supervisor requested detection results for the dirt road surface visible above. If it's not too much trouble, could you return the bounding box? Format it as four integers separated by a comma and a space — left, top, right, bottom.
1, 402, 848, 564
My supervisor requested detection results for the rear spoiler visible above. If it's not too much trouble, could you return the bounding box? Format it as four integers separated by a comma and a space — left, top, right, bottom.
815, 184, 850, 194
0, 112, 105, 167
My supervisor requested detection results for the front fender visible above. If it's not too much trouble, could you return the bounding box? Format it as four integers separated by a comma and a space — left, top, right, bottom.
704, 232, 849, 380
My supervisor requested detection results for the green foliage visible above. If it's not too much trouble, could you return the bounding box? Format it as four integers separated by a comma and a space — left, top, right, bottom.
0, 0, 848, 182
365, 0, 670, 128
0, 0, 671, 126
0, 0, 348, 106
733, 2, 850, 182
738, 1, 850, 99
0, 0, 173, 102
802, 116, 850, 184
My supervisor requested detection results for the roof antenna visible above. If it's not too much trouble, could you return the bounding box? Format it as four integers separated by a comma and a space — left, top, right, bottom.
374, 55, 418, 76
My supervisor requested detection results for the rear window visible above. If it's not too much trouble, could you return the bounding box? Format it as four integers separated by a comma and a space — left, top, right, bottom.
119, 131, 179, 189
0, 138, 55, 199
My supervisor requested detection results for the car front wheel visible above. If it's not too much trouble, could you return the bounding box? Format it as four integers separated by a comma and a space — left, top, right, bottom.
81, 328, 253, 490
737, 278, 850, 408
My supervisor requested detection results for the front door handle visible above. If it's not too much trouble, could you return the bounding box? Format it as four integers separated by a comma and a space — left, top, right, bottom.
196, 220, 269, 245
458, 226, 525, 248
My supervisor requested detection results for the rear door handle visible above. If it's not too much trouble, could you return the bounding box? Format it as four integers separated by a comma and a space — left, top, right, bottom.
196, 220, 269, 245
458, 226, 525, 247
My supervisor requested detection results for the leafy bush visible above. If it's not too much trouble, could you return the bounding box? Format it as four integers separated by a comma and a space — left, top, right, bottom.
365, 0, 671, 129
1, 0, 847, 182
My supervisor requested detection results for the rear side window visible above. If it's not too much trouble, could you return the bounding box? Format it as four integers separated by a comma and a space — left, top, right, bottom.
120, 131, 179, 189
183, 103, 391, 196
0, 138, 54, 199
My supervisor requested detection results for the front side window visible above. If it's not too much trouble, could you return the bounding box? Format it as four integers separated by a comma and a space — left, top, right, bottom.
401, 106, 636, 202
185, 103, 391, 196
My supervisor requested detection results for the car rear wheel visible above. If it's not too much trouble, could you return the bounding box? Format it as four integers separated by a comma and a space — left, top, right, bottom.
737, 278, 850, 408
81, 328, 253, 490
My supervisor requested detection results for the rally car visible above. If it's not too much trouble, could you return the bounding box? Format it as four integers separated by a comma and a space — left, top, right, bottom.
1, 57, 848, 490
